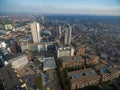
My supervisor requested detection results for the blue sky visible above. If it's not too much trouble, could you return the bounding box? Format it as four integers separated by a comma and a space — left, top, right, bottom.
0, 0, 120, 16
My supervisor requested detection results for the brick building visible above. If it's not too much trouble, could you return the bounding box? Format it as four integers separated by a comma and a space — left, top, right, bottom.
85, 54, 99, 65
60, 56, 84, 68
67, 65, 120, 90
94, 65, 120, 83
60, 54, 99, 69
75, 47, 85, 56
67, 68, 100, 90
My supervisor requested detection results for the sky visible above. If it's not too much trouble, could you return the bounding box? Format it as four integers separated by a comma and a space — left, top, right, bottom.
0, 0, 120, 16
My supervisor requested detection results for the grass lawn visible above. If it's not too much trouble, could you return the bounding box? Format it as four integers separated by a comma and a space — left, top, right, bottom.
34, 74, 42, 90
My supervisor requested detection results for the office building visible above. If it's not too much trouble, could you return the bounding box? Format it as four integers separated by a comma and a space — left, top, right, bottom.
58, 26, 62, 39
64, 25, 72, 45
31, 22, 41, 43
41, 16, 45, 24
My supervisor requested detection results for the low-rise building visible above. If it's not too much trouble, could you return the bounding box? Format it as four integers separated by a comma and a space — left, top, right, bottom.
94, 65, 120, 83
60, 56, 84, 68
60, 54, 99, 69
8, 54, 28, 69
20, 43, 38, 52
67, 65, 120, 90
67, 68, 100, 90
75, 47, 85, 56
85, 54, 99, 65
43, 57, 57, 71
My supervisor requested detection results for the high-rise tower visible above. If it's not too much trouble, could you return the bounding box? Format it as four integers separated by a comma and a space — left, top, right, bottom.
31, 22, 41, 43
64, 25, 72, 45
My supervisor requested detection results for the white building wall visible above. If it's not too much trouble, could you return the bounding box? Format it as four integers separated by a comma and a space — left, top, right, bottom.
31, 22, 41, 43
57, 47, 74, 58
11, 55, 28, 69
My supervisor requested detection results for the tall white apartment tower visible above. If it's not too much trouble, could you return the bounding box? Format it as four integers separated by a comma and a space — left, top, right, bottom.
31, 22, 41, 43
64, 25, 72, 45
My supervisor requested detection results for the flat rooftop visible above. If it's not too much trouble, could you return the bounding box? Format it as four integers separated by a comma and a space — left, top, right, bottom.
68, 68, 99, 83
8, 54, 27, 63
43, 57, 57, 71
60, 55, 83, 63
94, 64, 120, 74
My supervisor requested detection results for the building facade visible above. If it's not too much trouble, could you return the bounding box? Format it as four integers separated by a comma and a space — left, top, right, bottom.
64, 25, 72, 45
60, 55, 99, 69
8, 54, 28, 69
67, 68, 100, 90
31, 22, 41, 43
67, 65, 120, 90
75, 47, 85, 56
56, 46, 74, 58
60, 56, 84, 69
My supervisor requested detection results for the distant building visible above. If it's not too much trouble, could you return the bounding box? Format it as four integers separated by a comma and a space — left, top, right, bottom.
8, 54, 28, 69
31, 22, 41, 43
20, 42, 53, 52
41, 16, 45, 24
0, 42, 7, 48
9, 45, 17, 54
85, 54, 99, 65
20, 43, 38, 52
59, 26, 62, 35
0, 55, 3, 67
15, 41, 22, 53
24, 50, 33, 61
64, 25, 72, 45
75, 47, 85, 56
38, 43, 47, 52
4, 24, 13, 30
0, 47, 9, 56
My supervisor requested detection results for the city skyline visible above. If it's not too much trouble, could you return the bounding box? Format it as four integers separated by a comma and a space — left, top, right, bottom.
0, 0, 120, 16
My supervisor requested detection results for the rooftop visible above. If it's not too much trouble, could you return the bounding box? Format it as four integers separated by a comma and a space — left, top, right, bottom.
94, 64, 120, 74
60, 55, 83, 63
8, 54, 27, 64
68, 68, 98, 83
43, 57, 57, 71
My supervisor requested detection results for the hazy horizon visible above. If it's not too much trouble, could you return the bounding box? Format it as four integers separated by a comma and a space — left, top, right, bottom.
0, 0, 120, 16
